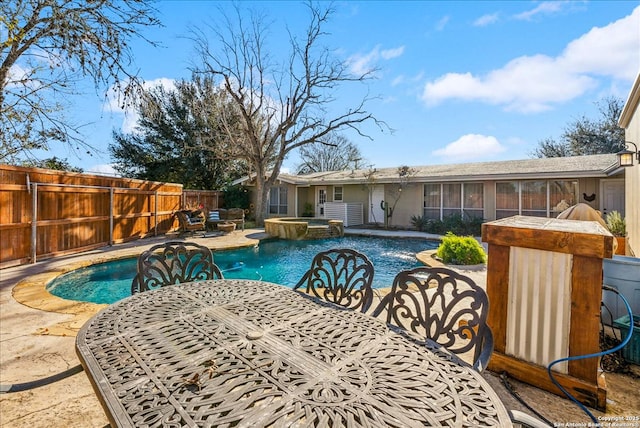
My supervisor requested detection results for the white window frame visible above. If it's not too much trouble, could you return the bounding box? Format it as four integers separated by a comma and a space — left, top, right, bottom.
269, 186, 288, 215
333, 186, 343, 202
423, 183, 484, 220
495, 180, 578, 219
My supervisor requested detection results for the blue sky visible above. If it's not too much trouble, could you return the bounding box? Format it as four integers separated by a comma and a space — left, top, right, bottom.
39, 1, 640, 174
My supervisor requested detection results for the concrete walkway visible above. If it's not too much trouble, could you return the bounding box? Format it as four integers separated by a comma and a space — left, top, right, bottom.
0, 228, 637, 427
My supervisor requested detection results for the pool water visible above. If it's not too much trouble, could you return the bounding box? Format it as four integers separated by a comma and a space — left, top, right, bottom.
47, 236, 438, 304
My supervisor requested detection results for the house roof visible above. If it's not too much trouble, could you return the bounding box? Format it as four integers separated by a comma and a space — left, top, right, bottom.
273, 153, 621, 185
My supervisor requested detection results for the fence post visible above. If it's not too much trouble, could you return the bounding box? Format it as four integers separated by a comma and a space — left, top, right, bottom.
109, 187, 114, 246
154, 190, 158, 236
30, 183, 38, 263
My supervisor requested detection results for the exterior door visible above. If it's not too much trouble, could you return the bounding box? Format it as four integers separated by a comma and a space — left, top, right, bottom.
600, 179, 625, 217
316, 187, 327, 217
369, 185, 385, 224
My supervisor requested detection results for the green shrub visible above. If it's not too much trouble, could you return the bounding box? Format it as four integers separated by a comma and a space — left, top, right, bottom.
436, 232, 487, 265
413, 213, 483, 236
410, 215, 430, 231
302, 202, 315, 217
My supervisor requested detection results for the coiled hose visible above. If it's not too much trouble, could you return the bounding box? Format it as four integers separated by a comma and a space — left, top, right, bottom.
547, 285, 634, 424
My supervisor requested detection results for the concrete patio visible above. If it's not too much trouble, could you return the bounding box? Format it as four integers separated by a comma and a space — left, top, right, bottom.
1, 228, 638, 427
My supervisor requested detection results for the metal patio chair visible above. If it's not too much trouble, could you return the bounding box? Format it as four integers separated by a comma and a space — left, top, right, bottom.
293, 248, 375, 313
372, 266, 493, 372
131, 241, 223, 294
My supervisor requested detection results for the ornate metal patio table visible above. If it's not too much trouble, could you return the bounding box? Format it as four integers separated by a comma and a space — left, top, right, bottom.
76, 279, 512, 427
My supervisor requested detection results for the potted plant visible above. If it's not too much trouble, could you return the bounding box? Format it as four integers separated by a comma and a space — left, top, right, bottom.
302, 202, 315, 217
605, 211, 626, 255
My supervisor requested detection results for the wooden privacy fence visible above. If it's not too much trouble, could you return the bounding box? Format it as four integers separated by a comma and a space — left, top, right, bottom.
0, 165, 222, 268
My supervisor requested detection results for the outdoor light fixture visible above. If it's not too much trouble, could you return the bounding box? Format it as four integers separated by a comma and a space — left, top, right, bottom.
616, 141, 639, 167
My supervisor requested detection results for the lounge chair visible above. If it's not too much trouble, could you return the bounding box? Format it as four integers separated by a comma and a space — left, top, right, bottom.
206, 208, 245, 231
175, 210, 206, 235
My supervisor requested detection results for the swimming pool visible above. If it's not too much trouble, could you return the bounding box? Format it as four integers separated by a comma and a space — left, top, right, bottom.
47, 236, 438, 304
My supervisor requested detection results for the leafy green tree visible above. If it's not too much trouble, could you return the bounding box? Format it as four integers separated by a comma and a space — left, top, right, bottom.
191, 2, 387, 225
1, 0, 161, 163
223, 185, 251, 209
533, 96, 625, 158
295, 133, 365, 174
22, 156, 83, 172
109, 75, 246, 190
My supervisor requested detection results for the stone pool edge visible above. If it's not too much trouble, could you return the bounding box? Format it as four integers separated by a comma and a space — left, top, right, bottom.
12, 230, 448, 337
11, 233, 265, 337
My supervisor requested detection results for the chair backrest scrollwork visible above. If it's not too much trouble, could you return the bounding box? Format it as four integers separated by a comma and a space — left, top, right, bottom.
372, 266, 493, 371
131, 241, 223, 294
294, 248, 375, 312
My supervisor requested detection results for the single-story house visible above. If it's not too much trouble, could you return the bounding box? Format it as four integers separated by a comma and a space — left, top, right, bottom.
618, 72, 639, 257
238, 153, 626, 231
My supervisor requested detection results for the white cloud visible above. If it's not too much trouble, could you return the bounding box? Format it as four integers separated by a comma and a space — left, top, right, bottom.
560, 7, 640, 81
5, 47, 69, 90
121, 111, 140, 134
381, 46, 405, 60
6, 64, 33, 88
474, 13, 500, 27
514, 2, 564, 21
105, 77, 176, 113
391, 75, 405, 87
104, 77, 176, 133
347, 45, 405, 76
433, 134, 506, 160
435, 16, 450, 31
348, 49, 380, 76
87, 164, 119, 176
421, 6, 640, 112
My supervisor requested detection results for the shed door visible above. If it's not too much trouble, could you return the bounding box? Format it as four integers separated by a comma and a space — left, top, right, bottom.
600, 179, 625, 217
369, 185, 385, 224
316, 187, 327, 217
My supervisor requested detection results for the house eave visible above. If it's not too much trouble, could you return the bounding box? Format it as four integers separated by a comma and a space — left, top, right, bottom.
235, 154, 621, 187
304, 173, 614, 186
619, 73, 640, 128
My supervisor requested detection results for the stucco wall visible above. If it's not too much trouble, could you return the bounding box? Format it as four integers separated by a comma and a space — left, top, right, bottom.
287, 176, 625, 230
625, 111, 639, 257
297, 187, 312, 216
483, 181, 497, 221
343, 185, 369, 220
620, 74, 640, 257
382, 183, 422, 228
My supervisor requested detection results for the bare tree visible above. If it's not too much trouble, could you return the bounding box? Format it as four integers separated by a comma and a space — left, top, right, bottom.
1, 0, 161, 163
295, 133, 364, 174
191, 2, 386, 225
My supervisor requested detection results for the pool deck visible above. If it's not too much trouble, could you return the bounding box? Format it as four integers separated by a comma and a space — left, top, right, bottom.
1, 228, 638, 427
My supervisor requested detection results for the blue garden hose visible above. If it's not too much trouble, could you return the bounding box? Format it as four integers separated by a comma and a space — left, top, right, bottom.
547, 285, 634, 424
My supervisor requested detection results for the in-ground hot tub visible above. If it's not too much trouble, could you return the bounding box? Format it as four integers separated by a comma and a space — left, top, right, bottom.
264, 217, 344, 240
